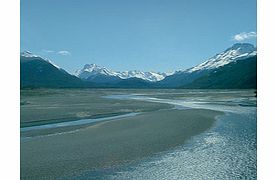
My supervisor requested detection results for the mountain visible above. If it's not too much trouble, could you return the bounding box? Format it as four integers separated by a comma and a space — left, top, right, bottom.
75, 64, 167, 83
112, 77, 153, 88
157, 43, 257, 88
182, 55, 257, 89
20, 51, 91, 88
186, 43, 256, 72
20, 43, 257, 89
117, 70, 167, 82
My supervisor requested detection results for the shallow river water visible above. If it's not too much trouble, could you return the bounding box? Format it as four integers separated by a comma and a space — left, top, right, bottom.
68, 90, 257, 180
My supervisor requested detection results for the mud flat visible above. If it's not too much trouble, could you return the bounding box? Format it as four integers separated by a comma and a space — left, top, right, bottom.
20, 109, 222, 179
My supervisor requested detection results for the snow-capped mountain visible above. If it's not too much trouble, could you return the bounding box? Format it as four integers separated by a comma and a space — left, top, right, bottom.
158, 43, 257, 88
20, 51, 40, 58
75, 64, 118, 79
20, 51, 86, 88
21, 51, 61, 69
117, 70, 167, 81
21, 43, 257, 89
75, 64, 167, 82
186, 43, 256, 73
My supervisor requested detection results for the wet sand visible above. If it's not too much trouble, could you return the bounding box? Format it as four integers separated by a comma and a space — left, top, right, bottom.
20, 89, 172, 126
21, 109, 222, 179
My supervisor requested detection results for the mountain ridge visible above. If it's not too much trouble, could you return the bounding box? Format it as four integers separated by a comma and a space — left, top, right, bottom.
156, 43, 257, 88
75, 64, 168, 82
20, 43, 257, 89
20, 53, 93, 88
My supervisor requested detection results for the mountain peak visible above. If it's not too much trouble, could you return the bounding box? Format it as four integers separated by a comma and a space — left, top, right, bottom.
20, 51, 61, 69
187, 43, 257, 73
75, 63, 116, 79
81, 63, 110, 73
20, 51, 40, 58
226, 43, 256, 53
83, 63, 100, 70
75, 63, 167, 82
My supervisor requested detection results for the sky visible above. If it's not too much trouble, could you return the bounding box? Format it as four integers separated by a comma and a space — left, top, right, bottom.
21, 0, 257, 73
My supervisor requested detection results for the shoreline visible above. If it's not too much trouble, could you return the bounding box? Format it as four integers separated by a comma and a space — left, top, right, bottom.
20, 112, 139, 132
20, 111, 139, 128
21, 108, 223, 179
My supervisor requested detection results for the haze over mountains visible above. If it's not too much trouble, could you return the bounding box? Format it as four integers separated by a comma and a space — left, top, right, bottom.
20, 43, 257, 89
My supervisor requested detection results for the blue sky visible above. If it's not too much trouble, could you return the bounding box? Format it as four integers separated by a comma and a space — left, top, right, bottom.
21, 0, 257, 73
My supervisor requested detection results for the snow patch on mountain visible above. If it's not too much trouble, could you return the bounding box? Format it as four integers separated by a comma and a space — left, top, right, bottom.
20, 51, 40, 58
75, 64, 167, 82
187, 43, 257, 73
20, 51, 61, 69
45, 59, 61, 69
117, 70, 167, 81
74, 64, 117, 79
